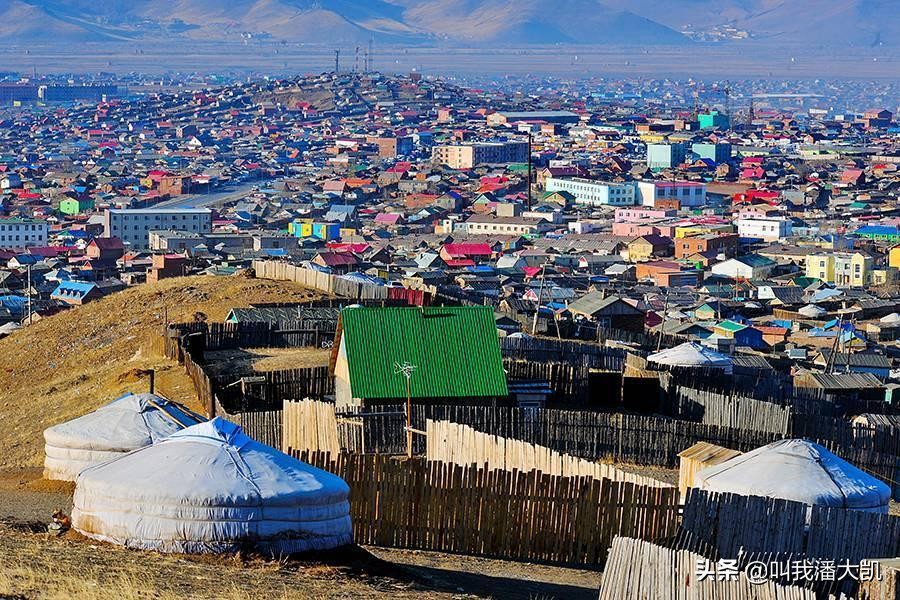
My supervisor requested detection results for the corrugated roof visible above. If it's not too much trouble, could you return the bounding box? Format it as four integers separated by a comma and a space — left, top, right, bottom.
341, 306, 508, 399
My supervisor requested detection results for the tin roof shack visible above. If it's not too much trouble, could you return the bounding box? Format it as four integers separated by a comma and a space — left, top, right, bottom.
793, 370, 886, 404
677, 442, 742, 501
331, 306, 508, 410
50, 281, 102, 306
566, 292, 646, 334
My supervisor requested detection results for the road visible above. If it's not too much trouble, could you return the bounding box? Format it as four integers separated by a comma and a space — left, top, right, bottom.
154, 178, 276, 210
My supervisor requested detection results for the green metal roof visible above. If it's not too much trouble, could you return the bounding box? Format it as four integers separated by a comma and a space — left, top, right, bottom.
341, 306, 508, 399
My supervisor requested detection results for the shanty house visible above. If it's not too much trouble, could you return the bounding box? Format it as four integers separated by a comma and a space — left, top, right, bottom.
331, 306, 508, 409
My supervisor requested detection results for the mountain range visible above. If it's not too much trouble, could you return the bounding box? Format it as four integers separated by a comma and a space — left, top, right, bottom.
0, 0, 896, 48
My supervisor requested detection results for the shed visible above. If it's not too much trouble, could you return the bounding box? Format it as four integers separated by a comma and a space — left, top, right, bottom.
332, 306, 508, 408
677, 442, 742, 500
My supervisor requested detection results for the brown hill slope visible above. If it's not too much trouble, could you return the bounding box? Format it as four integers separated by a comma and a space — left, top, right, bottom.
0, 272, 321, 469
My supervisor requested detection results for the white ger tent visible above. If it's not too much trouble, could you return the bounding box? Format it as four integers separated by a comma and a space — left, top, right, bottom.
73, 418, 353, 554
44, 393, 204, 481
695, 438, 890, 512
647, 342, 733, 374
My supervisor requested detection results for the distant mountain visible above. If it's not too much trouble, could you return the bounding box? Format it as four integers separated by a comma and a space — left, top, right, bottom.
603, 0, 900, 47
1, 0, 687, 45
2, 0, 896, 48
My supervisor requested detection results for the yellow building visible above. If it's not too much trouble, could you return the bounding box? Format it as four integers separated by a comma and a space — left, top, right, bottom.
805, 252, 873, 287
674, 223, 733, 238
889, 246, 900, 269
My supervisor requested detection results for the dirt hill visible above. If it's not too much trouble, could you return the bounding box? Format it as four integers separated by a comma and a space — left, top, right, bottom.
0, 272, 322, 470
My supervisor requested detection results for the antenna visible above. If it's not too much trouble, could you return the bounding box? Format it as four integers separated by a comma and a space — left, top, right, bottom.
334, 49, 340, 74
394, 361, 417, 457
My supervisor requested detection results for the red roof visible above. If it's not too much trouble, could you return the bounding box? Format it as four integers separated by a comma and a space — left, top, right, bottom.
442, 243, 492, 258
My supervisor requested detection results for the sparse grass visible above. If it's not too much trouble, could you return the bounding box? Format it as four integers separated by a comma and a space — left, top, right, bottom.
0, 524, 441, 599
0, 273, 325, 469
203, 347, 332, 378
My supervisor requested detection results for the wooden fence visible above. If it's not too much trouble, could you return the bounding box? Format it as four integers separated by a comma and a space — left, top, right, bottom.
599, 537, 821, 600
293, 451, 679, 567
499, 336, 626, 372
253, 260, 435, 304
669, 386, 792, 435
681, 487, 900, 564
425, 419, 672, 488
166, 320, 337, 351
283, 399, 341, 455
213, 366, 334, 412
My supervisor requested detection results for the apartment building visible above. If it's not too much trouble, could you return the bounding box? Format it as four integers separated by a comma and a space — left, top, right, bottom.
432, 141, 528, 169
545, 178, 637, 206
104, 208, 212, 250
0, 218, 48, 249
637, 181, 707, 208
464, 214, 552, 236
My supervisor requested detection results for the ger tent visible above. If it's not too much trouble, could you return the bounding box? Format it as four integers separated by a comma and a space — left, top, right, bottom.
647, 342, 733, 373
43, 393, 204, 481
72, 418, 353, 554
695, 438, 890, 512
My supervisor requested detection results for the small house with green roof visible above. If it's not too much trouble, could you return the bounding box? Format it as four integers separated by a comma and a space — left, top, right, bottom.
331, 306, 508, 408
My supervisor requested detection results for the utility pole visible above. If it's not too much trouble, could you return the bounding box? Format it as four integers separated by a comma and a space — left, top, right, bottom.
656, 290, 670, 353
26, 263, 32, 326
527, 132, 533, 211
531, 263, 547, 336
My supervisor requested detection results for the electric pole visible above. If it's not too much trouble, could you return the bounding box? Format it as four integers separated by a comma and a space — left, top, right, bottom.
527, 132, 533, 211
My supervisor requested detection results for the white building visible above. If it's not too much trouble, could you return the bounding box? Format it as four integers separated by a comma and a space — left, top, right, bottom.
737, 218, 793, 242
464, 215, 552, 236
545, 178, 637, 206
637, 181, 707, 208
104, 208, 212, 250
0, 218, 48, 249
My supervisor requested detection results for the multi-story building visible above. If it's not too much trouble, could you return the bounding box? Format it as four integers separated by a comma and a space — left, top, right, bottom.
545, 178, 637, 206
432, 141, 528, 169
692, 142, 732, 163
104, 208, 212, 250
463, 215, 552, 236
637, 181, 707, 208
698, 111, 730, 130
806, 252, 874, 287
486, 111, 580, 126
737, 217, 793, 242
369, 135, 414, 158
0, 218, 48, 249
674, 233, 740, 259
646, 143, 686, 170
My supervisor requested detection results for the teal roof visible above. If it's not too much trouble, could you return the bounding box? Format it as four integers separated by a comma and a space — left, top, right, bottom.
340, 306, 508, 400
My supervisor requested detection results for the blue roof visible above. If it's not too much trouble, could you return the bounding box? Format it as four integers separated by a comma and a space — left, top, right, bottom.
855, 225, 899, 236
51, 281, 98, 299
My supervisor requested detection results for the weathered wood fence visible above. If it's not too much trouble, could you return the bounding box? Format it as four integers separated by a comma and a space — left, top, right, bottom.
670, 385, 792, 435
293, 450, 679, 567
681, 487, 900, 564
425, 419, 671, 488
599, 537, 821, 600
252, 259, 435, 304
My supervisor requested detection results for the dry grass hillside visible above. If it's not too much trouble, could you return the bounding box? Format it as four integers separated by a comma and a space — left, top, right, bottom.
0, 272, 323, 470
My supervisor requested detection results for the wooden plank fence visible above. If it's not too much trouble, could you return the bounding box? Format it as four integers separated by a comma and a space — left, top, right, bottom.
599, 537, 821, 600
252, 260, 436, 304
681, 487, 900, 564
670, 386, 792, 435
282, 399, 341, 455
292, 451, 679, 567
425, 419, 672, 488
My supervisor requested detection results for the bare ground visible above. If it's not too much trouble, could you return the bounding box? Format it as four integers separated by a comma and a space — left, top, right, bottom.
0, 469, 600, 600
203, 347, 332, 378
